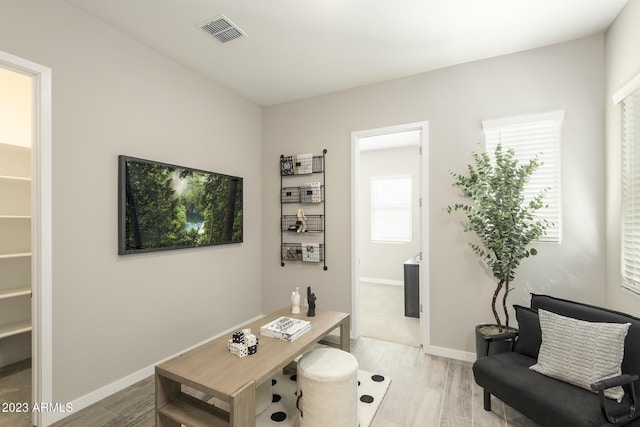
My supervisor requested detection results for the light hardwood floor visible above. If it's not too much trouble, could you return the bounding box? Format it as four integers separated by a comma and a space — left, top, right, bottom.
351, 338, 538, 427
1, 338, 539, 427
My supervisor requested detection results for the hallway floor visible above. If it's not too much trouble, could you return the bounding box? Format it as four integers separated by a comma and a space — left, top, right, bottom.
359, 281, 421, 347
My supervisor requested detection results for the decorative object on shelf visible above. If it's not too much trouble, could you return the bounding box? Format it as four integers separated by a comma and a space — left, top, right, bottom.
227, 328, 259, 358
307, 286, 316, 317
296, 208, 307, 233
303, 243, 320, 262
280, 150, 327, 270
291, 287, 301, 314
301, 182, 322, 203
283, 214, 323, 233
285, 245, 298, 260
232, 330, 245, 343
260, 316, 311, 342
294, 153, 313, 175
281, 156, 294, 176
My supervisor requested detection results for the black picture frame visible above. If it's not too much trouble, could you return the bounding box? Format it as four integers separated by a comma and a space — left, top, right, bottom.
118, 155, 243, 255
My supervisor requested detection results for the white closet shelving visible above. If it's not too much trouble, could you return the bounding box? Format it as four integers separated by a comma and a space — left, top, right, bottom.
0, 143, 32, 341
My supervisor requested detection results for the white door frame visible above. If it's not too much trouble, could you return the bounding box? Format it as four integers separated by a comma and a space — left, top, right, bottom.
0, 50, 53, 427
351, 121, 430, 349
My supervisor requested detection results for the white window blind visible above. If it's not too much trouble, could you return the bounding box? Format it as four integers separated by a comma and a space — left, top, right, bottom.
371, 175, 412, 243
621, 87, 640, 294
483, 111, 564, 243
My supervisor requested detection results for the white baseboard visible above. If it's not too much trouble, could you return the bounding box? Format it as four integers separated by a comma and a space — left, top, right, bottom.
0, 347, 31, 369
49, 314, 265, 425
359, 277, 403, 287
424, 344, 476, 363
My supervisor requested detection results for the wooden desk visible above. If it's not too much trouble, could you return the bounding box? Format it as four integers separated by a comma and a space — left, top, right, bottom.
155, 308, 350, 427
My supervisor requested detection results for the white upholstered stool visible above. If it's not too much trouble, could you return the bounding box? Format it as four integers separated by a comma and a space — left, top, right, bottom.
296, 347, 359, 427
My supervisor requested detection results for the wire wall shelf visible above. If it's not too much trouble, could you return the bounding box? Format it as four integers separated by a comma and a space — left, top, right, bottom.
281, 243, 325, 263
280, 149, 327, 270
281, 186, 324, 204
281, 215, 324, 233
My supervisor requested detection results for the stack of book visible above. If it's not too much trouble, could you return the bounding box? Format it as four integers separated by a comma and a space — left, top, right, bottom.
260, 316, 311, 342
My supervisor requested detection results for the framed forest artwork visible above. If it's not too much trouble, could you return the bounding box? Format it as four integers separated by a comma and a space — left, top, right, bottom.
118, 156, 243, 255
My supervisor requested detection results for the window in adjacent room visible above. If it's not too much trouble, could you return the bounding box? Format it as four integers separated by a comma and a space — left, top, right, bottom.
483, 110, 564, 243
615, 74, 640, 295
370, 175, 412, 243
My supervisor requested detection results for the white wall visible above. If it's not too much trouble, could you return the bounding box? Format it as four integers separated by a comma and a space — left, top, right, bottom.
262, 34, 606, 354
359, 146, 421, 284
0, 0, 262, 406
604, 1, 640, 317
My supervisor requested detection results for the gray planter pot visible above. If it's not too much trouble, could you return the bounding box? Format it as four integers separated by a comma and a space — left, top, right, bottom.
475, 324, 518, 359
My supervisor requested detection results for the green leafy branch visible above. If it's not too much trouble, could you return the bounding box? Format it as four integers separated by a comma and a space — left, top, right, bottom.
446, 144, 550, 330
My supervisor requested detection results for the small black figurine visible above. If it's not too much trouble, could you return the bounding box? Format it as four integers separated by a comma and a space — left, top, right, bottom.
307, 286, 316, 317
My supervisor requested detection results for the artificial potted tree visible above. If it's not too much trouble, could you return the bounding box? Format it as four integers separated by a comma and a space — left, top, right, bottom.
446, 144, 550, 358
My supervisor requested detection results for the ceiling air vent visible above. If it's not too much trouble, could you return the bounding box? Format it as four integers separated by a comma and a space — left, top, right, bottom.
197, 15, 246, 44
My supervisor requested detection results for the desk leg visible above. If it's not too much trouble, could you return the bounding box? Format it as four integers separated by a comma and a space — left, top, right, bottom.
230, 381, 256, 427
155, 372, 181, 427
340, 316, 351, 352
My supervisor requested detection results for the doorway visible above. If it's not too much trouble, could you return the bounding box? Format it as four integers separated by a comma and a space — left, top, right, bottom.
0, 65, 34, 427
0, 50, 52, 427
351, 122, 429, 349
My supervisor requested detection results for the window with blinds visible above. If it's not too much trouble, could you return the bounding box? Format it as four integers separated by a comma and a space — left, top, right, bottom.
621, 87, 640, 294
370, 175, 412, 243
483, 111, 564, 243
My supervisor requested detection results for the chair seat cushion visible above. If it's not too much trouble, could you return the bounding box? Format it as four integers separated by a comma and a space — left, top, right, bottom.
473, 352, 638, 427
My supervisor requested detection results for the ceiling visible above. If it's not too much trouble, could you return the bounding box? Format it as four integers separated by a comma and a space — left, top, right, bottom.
65, 0, 628, 106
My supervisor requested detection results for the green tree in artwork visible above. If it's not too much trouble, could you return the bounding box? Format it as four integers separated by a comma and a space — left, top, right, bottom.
126, 162, 183, 249
125, 160, 242, 251
201, 175, 243, 244
202, 175, 223, 244
222, 177, 241, 242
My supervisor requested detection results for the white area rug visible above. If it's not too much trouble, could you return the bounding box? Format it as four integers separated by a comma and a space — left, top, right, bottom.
256, 369, 390, 427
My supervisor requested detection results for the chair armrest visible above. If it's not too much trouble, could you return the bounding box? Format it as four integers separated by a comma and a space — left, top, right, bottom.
484, 331, 518, 355
591, 374, 639, 392
590, 374, 639, 425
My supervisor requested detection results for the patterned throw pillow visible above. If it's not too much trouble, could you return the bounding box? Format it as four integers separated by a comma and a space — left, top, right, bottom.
530, 309, 631, 401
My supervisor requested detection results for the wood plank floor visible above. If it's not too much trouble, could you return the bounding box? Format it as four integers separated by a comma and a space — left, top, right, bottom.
350, 338, 538, 427
43, 338, 536, 427
2, 337, 539, 427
